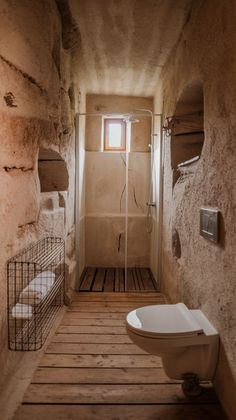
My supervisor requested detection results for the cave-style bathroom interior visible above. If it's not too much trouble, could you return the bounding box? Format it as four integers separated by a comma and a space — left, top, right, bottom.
0, 1, 235, 419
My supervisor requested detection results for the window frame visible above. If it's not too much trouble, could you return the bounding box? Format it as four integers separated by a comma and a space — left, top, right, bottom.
103, 118, 126, 152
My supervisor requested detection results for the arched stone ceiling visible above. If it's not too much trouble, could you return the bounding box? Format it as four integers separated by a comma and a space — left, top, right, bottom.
69, 0, 193, 97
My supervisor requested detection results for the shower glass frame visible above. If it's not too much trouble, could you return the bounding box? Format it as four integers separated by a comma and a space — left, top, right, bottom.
75, 111, 163, 292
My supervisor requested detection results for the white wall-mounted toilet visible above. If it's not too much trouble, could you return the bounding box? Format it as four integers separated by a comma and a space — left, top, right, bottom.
126, 303, 219, 381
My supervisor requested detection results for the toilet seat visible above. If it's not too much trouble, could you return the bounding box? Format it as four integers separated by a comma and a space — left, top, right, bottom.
126, 303, 204, 339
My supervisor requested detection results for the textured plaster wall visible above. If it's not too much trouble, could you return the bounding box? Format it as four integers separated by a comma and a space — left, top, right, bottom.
85, 152, 150, 267
84, 95, 153, 267
0, 0, 79, 391
86, 94, 152, 152
159, 1, 236, 417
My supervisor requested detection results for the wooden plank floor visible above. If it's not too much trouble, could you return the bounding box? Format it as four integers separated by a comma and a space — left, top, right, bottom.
14, 292, 226, 420
79, 267, 157, 292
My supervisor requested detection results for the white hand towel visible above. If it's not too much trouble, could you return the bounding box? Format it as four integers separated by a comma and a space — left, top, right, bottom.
12, 303, 33, 320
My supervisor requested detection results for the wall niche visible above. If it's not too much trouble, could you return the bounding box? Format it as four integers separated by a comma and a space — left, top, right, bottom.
38, 148, 69, 192
169, 81, 204, 186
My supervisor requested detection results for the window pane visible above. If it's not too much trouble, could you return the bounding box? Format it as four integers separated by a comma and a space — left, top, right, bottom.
108, 123, 122, 147
104, 118, 126, 151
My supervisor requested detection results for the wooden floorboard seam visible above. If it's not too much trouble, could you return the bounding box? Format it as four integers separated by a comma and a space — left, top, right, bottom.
21, 402, 220, 406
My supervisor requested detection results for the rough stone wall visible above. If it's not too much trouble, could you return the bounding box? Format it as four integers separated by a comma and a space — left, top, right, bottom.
159, 1, 236, 417
0, 0, 79, 390
68, 0, 193, 97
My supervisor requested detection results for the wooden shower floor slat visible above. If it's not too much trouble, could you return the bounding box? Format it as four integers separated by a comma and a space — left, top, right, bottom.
14, 292, 226, 420
92, 268, 106, 291
79, 267, 157, 292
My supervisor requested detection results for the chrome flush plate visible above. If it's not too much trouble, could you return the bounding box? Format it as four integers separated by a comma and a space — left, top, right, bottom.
200, 208, 220, 243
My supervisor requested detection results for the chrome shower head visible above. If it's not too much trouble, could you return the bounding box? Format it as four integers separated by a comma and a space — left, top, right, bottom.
123, 114, 140, 124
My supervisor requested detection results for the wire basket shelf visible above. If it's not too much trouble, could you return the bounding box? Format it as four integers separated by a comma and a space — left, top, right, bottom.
7, 237, 65, 351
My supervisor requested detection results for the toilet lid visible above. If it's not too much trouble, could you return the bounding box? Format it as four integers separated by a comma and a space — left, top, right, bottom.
126, 303, 203, 338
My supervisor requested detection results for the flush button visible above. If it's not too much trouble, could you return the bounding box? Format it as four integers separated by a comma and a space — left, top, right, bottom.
200, 208, 219, 243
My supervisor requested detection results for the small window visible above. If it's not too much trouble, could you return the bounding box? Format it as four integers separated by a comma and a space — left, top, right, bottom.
104, 118, 126, 151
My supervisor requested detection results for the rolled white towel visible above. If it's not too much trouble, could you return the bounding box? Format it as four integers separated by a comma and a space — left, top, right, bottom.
12, 303, 33, 320
19, 284, 48, 305
30, 271, 55, 290
19, 271, 56, 305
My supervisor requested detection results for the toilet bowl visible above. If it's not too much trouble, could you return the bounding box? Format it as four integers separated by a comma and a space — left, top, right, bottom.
126, 303, 219, 381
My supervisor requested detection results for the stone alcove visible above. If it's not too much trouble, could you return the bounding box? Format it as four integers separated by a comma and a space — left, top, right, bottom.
38, 148, 69, 237
38, 148, 69, 192
170, 81, 204, 186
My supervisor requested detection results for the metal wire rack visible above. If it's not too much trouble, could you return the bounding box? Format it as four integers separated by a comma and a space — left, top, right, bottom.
7, 237, 65, 351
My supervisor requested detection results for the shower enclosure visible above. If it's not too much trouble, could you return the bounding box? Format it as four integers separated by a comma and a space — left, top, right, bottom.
75, 104, 162, 292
